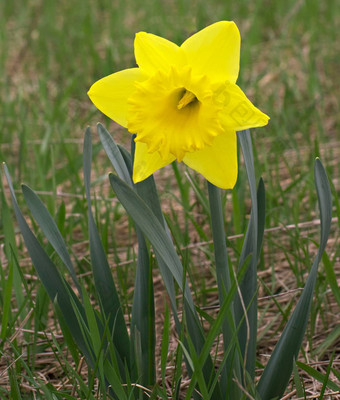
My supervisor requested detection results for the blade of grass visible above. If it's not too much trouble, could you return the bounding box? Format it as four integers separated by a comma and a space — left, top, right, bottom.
8, 367, 22, 400
179, 337, 210, 400
296, 360, 340, 392
314, 324, 340, 359
160, 302, 170, 387
292, 359, 305, 398
319, 350, 336, 399
323, 252, 340, 308
0, 252, 13, 340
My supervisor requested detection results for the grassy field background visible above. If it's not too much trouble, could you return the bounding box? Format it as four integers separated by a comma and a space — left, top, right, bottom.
0, 0, 339, 398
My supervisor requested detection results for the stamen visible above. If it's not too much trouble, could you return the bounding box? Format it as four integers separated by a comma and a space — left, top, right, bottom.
177, 89, 197, 110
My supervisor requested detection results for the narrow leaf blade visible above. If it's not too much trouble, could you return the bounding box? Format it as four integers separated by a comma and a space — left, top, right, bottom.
234, 129, 261, 379
83, 128, 131, 368
3, 163, 93, 364
257, 159, 332, 400
22, 184, 80, 292
97, 123, 133, 186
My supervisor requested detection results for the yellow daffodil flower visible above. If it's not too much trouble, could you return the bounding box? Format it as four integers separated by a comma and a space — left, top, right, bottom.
88, 21, 269, 189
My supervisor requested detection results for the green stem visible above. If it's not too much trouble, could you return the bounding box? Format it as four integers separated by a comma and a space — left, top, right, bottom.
207, 181, 241, 399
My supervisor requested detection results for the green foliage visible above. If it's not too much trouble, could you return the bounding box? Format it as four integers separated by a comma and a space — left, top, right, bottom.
257, 159, 332, 399
2, 124, 334, 398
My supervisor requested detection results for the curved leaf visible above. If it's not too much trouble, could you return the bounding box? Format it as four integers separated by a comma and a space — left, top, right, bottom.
257, 158, 332, 400
83, 128, 131, 369
234, 130, 264, 380
21, 184, 80, 293
109, 172, 222, 399
97, 123, 133, 186
3, 163, 93, 365
109, 173, 195, 312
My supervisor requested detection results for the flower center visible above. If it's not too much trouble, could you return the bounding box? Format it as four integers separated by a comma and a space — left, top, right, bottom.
127, 68, 224, 161
177, 89, 198, 110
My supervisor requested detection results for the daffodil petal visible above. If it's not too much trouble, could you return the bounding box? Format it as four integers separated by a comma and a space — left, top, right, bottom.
181, 21, 240, 84
183, 130, 237, 189
220, 82, 270, 131
133, 141, 176, 183
134, 32, 184, 75
88, 68, 146, 127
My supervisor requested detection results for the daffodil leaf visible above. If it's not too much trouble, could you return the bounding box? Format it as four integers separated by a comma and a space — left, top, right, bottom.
133, 171, 182, 343
131, 190, 216, 395
98, 127, 158, 382
130, 136, 178, 328
184, 259, 250, 399
130, 136, 165, 386
207, 181, 242, 398
3, 163, 93, 365
234, 129, 263, 380
97, 122, 133, 186
130, 227, 155, 386
257, 158, 332, 400
21, 184, 81, 293
0, 175, 24, 315
109, 172, 223, 398
117, 144, 133, 178
83, 128, 132, 372
109, 173, 195, 312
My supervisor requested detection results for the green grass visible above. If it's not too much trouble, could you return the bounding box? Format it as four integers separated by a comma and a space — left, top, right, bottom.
0, 0, 339, 398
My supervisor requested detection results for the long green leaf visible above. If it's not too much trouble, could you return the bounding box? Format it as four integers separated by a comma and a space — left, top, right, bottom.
234, 130, 264, 380
97, 123, 133, 186
98, 126, 154, 382
296, 360, 340, 392
0, 172, 25, 316
256, 178, 266, 260
323, 252, 340, 308
257, 158, 332, 400
207, 181, 241, 398
83, 128, 131, 369
124, 136, 186, 388
130, 146, 221, 398
3, 163, 93, 365
129, 137, 176, 308
21, 184, 80, 293
184, 257, 250, 399
130, 136, 156, 386
130, 231, 155, 385
109, 172, 222, 399
109, 173, 195, 311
